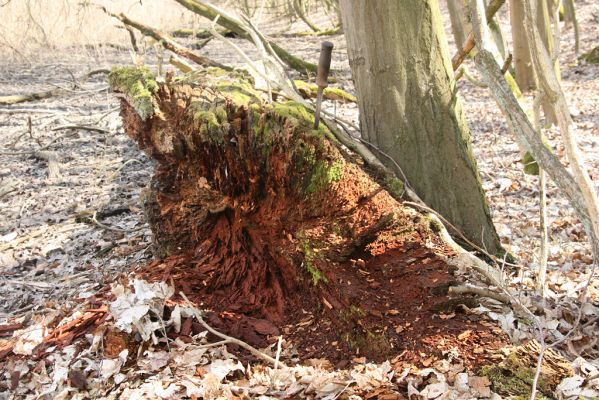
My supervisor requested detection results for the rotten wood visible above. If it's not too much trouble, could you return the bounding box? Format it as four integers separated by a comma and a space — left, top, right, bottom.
110, 67, 513, 362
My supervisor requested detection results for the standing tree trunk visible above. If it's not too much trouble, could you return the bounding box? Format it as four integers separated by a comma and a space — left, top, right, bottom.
340, 0, 503, 256
536, 0, 559, 125
510, 0, 535, 90
447, 0, 472, 50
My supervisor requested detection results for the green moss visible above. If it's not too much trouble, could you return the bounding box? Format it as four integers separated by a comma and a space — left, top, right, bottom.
523, 151, 540, 175
384, 175, 405, 198
293, 80, 357, 103
272, 101, 333, 139
506, 72, 523, 99
215, 81, 260, 105
298, 234, 328, 286
480, 355, 551, 399
305, 160, 343, 194
340, 329, 392, 357
582, 45, 599, 63
188, 102, 229, 145
171, 28, 212, 39
109, 66, 158, 120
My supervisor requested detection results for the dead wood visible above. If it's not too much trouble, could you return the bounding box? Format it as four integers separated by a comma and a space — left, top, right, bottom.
0, 89, 59, 106
169, 55, 195, 73
0, 69, 109, 106
294, 80, 356, 103
172, 0, 317, 73
110, 66, 509, 361
104, 9, 230, 71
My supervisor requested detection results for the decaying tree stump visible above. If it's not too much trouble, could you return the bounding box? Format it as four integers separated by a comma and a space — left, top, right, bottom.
110, 66, 507, 362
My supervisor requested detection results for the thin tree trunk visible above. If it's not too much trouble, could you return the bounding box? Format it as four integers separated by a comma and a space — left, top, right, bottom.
563, 0, 580, 54
340, 0, 503, 255
536, 0, 559, 125
510, 0, 535, 90
293, 0, 321, 32
447, 0, 472, 50
472, 0, 599, 264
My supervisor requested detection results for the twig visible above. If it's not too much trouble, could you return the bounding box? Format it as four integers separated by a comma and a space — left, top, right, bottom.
404, 201, 517, 267
102, 8, 230, 71
448, 284, 510, 304
198, 339, 230, 349
91, 212, 141, 233
3, 280, 52, 289
533, 93, 549, 296
179, 292, 284, 367
0, 131, 78, 156
274, 335, 282, 370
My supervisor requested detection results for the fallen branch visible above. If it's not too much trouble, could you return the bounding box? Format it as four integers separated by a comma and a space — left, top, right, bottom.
448, 284, 510, 304
0, 90, 59, 106
473, 35, 598, 263
103, 9, 230, 71
180, 293, 284, 367
0, 130, 79, 156
169, 55, 195, 73
294, 80, 356, 103
53, 125, 107, 134
279, 27, 341, 37
0, 69, 109, 106
522, 0, 599, 261
173, 0, 317, 73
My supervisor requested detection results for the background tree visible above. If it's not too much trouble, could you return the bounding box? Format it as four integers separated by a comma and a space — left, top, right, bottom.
447, 0, 472, 50
339, 0, 503, 255
510, 0, 535, 90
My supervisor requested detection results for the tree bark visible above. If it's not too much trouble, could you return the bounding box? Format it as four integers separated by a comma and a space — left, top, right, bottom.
510, 0, 535, 90
340, 0, 503, 256
447, 0, 472, 50
536, 0, 559, 125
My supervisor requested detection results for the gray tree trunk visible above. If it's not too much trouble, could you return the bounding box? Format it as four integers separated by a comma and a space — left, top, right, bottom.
339, 0, 503, 255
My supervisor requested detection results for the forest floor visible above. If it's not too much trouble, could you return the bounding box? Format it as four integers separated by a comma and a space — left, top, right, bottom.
0, 1, 598, 399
